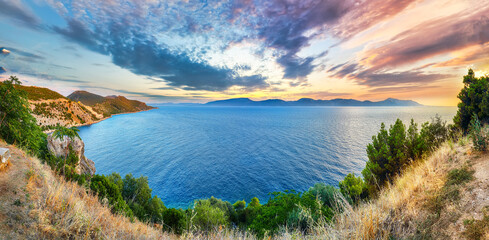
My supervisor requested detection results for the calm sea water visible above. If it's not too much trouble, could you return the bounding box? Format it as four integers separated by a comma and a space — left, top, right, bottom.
78, 106, 457, 208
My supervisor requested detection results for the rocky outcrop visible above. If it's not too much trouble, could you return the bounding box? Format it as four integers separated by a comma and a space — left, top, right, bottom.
47, 134, 96, 176
0, 148, 11, 170
0, 148, 10, 164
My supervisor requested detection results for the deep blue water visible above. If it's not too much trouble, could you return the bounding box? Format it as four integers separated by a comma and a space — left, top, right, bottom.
78, 106, 457, 208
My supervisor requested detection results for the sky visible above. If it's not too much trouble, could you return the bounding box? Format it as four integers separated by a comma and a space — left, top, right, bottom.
0, 0, 488, 106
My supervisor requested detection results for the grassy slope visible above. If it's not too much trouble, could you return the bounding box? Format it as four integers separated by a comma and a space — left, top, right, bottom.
0, 140, 169, 239
1, 137, 487, 239
299, 137, 486, 240
14, 85, 67, 101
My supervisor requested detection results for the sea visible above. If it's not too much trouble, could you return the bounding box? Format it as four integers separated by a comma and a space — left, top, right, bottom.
78, 105, 457, 208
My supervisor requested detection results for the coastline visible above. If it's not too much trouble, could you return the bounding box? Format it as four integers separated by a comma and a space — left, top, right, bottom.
76, 106, 158, 128
43, 106, 157, 133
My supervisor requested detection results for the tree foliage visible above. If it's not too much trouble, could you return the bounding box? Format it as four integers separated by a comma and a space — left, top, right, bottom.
0, 76, 45, 154
454, 69, 489, 131
362, 117, 449, 195
53, 126, 80, 140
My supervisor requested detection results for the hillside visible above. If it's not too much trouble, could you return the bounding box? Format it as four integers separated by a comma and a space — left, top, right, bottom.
68, 91, 156, 117
206, 97, 422, 106
67, 90, 105, 106
311, 138, 486, 239
0, 140, 169, 239
13, 85, 154, 130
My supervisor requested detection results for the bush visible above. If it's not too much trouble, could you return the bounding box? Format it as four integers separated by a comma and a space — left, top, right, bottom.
193, 199, 228, 231
163, 208, 185, 234
469, 114, 487, 152
339, 173, 367, 205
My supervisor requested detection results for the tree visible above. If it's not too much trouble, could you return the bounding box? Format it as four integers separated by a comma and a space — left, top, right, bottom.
52, 126, 80, 140
248, 197, 261, 208
454, 69, 489, 131
0, 76, 45, 154
363, 119, 408, 194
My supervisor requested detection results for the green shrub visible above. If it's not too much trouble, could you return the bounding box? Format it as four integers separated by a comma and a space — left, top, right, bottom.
193, 199, 228, 231
339, 173, 367, 205
163, 208, 185, 234
469, 114, 487, 151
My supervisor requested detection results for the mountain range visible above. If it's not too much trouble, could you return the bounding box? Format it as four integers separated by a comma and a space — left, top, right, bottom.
206, 98, 422, 107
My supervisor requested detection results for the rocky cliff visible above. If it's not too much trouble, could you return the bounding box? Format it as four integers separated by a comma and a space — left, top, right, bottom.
46, 134, 96, 175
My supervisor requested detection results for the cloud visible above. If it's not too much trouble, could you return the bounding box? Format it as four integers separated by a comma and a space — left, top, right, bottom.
361, 6, 489, 70
369, 85, 438, 93
435, 43, 489, 69
331, 0, 420, 39
228, 0, 419, 80
12, 69, 87, 83
7, 47, 45, 60
248, 0, 352, 79
0, 67, 6, 73
0, 0, 40, 28
277, 53, 315, 79
53, 18, 269, 91
329, 62, 453, 87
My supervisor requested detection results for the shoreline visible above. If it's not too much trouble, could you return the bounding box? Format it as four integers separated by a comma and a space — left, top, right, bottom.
43, 106, 157, 133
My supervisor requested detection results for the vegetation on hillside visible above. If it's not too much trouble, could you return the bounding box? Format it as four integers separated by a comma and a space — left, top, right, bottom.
67, 90, 155, 118
0, 76, 45, 154
13, 84, 67, 101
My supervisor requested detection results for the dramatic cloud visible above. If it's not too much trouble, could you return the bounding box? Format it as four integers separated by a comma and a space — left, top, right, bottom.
0, 0, 40, 27
331, 0, 419, 39
49, 0, 420, 88
249, 0, 352, 78
329, 62, 453, 87
436, 43, 489, 68
52, 14, 268, 91
362, 6, 489, 70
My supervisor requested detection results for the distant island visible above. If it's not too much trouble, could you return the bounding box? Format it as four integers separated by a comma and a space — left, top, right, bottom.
206, 97, 422, 107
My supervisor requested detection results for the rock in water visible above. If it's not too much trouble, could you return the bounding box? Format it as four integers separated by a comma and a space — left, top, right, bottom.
47, 134, 96, 175
0, 148, 11, 164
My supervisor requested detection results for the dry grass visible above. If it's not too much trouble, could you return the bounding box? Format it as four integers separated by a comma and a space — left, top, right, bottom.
0, 140, 172, 239
288, 139, 474, 240
28, 153, 172, 239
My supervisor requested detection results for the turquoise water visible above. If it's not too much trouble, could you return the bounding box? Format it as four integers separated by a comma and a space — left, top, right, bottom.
78, 106, 457, 208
